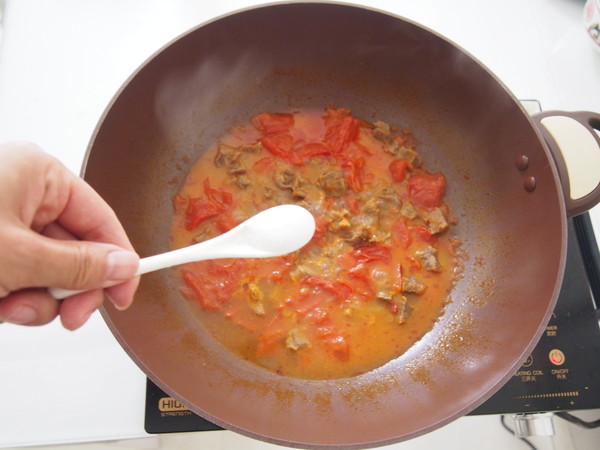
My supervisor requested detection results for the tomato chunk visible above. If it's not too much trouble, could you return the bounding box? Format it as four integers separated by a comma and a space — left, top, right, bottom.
251, 112, 294, 135
260, 133, 303, 165
301, 276, 353, 301
389, 159, 409, 183
341, 157, 365, 192
410, 225, 437, 245
184, 179, 233, 231
391, 219, 412, 249
407, 172, 446, 209
323, 108, 360, 154
350, 245, 392, 264
299, 142, 332, 159
316, 327, 350, 361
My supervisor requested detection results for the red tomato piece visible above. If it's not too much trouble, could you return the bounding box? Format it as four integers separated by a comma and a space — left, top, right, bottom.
184, 199, 221, 231
260, 133, 303, 165
180, 268, 222, 311
410, 225, 437, 245
305, 307, 330, 326
252, 156, 276, 173
260, 132, 293, 157
341, 157, 365, 192
408, 172, 446, 210
350, 245, 392, 264
389, 159, 409, 183
391, 219, 412, 249
299, 142, 332, 159
302, 276, 353, 301
214, 215, 239, 233
323, 109, 360, 154
251, 112, 294, 135
184, 179, 233, 231
316, 327, 350, 361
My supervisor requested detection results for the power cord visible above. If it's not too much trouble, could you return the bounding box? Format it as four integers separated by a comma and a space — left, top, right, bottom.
500, 415, 538, 450
555, 411, 600, 429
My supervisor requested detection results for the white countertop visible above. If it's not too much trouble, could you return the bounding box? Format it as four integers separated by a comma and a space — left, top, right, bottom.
0, 0, 599, 448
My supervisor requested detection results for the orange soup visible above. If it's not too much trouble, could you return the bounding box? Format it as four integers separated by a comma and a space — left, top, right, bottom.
170, 107, 460, 379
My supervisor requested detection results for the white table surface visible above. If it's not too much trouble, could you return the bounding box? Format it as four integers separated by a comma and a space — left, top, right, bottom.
0, 0, 599, 448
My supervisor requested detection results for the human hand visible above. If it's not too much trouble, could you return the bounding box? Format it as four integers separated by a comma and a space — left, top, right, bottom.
0, 141, 140, 330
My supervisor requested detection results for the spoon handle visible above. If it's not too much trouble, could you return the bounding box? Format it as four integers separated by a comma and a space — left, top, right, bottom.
47, 238, 227, 300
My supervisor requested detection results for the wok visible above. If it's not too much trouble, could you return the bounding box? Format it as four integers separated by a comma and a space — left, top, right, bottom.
84, 3, 600, 448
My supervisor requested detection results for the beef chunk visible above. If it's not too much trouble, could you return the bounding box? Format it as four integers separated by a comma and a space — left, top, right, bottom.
214, 143, 240, 168
424, 208, 448, 234
415, 246, 441, 272
286, 328, 311, 351
395, 295, 413, 324
378, 293, 413, 324
372, 120, 393, 144
319, 171, 347, 197
214, 143, 250, 188
245, 282, 265, 316
345, 225, 378, 247
402, 276, 426, 294
396, 146, 422, 168
328, 207, 352, 234
400, 201, 417, 220
274, 168, 297, 190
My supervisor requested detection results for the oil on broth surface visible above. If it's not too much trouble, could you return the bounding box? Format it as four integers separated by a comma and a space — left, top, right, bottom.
170, 107, 460, 379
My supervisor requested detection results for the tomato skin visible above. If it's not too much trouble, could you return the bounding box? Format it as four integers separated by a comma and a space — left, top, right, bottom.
184, 179, 233, 231
316, 327, 350, 361
411, 225, 437, 245
341, 157, 365, 192
180, 268, 221, 311
300, 142, 332, 159
260, 133, 303, 165
251, 112, 294, 135
215, 216, 239, 233
407, 172, 446, 210
391, 219, 412, 249
301, 276, 353, 301
324, 108, 360, 154
252, 156, 276, 173
350, 245, 392, 264
306, 307, 330, 326
389, 159, 409, 182
181, 260, 241, 311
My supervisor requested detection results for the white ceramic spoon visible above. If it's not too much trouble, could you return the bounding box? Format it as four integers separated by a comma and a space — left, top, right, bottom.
49, 204, 316, 300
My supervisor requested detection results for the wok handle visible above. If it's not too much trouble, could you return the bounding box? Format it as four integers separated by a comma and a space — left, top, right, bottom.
532, 111, 600, 217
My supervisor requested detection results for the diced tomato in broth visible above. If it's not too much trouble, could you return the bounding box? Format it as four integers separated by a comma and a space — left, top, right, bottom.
389, 159, 409, 183
171, 106, 457, 380
408, 172, 446, 210
251, 112, 295, 135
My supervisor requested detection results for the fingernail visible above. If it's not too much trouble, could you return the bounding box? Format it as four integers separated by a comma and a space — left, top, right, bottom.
7, 305, 37, 325
106, 251, 139, 281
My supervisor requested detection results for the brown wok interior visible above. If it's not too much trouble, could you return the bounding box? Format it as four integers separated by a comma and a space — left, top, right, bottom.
86, 4, 567, 448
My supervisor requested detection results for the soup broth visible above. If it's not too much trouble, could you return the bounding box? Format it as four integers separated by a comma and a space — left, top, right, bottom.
170, 107, 460, 379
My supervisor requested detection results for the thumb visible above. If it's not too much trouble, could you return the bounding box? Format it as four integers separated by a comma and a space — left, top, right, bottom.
10, 231, 139, 292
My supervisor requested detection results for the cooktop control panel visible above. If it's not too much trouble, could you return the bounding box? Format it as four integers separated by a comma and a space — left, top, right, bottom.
470, 217, 600, 415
